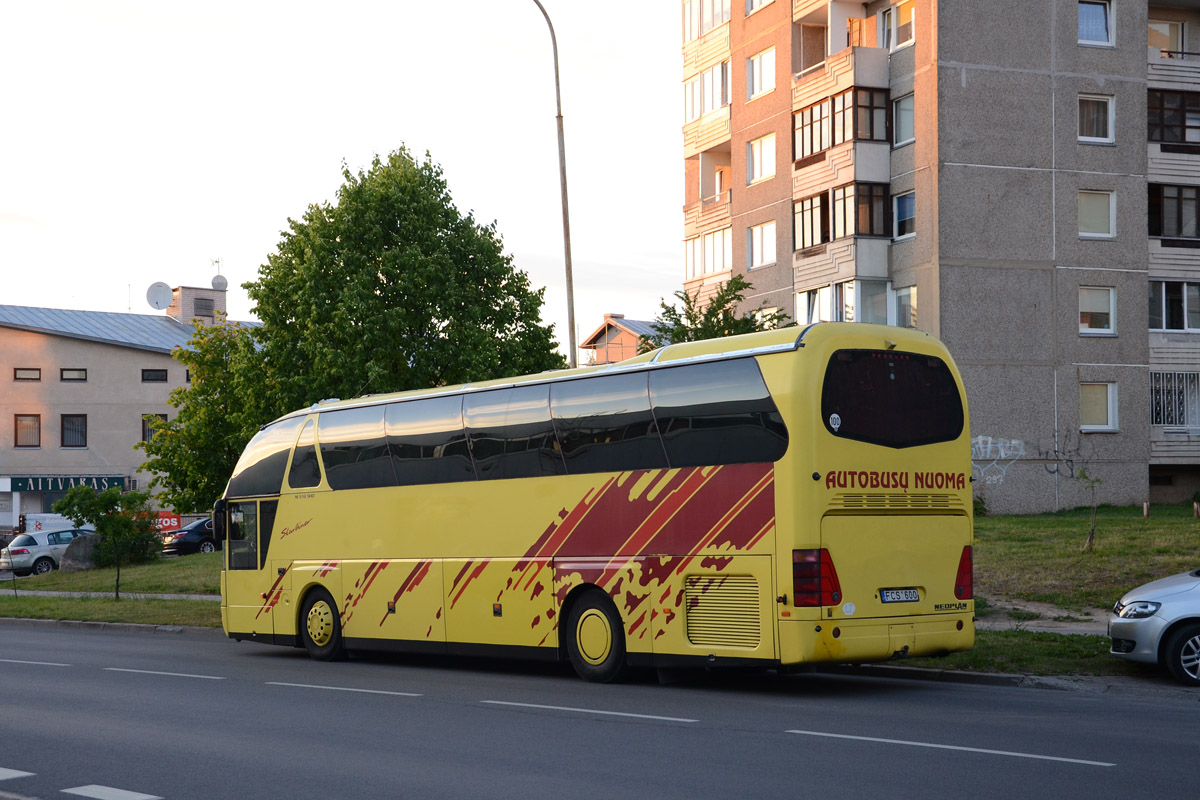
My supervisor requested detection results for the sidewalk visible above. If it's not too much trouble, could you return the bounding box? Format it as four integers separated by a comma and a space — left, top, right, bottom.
0, 588, 220, 602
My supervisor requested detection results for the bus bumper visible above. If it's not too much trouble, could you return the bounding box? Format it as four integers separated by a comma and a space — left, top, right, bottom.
778, 613, 974, 666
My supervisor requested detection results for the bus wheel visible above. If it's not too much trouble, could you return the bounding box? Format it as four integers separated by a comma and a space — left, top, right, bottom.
300, 588, 346, 661
566, 590, 628, 683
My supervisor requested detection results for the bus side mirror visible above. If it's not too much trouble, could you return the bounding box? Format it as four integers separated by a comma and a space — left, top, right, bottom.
212, 499, 226, 543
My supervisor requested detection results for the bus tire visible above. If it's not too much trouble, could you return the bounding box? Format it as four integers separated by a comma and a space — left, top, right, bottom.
566, 590, 628, 683
300, 588, 346, 662
1163, 622, 1200, 686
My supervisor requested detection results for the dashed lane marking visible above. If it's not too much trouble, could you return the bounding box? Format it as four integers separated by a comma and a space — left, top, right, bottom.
61, 786, 162, 800
266, 682, 422, 697
0, 769, 35, 781
786, 729, 1116, 767
482, 700, 698, 723
0, 659, 70, 667
103, 668, 224, 680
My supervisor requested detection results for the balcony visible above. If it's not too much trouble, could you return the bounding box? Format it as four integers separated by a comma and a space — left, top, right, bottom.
684, 107, 731, 160
683, 191, 732, 237
793, 235, 889, 287
1148, 47, 1200, 91
793, 46, 888, 110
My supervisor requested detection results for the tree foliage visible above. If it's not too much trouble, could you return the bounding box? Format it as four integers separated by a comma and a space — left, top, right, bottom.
140, 146, 565, 511
638, 274, 789, 353
53, 486, 160, 599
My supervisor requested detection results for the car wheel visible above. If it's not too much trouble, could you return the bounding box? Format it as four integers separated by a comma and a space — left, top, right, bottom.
1163, 622, 1200, 686
199, 540, 216, 554
32, 558, 54, 576
565, 589, 629, 683
300, 588, 346, 662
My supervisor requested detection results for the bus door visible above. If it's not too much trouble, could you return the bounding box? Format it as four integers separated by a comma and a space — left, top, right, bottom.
223, 498, 280, 640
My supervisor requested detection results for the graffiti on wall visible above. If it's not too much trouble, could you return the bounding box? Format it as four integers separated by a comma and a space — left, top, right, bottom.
971, 435, 1025, 486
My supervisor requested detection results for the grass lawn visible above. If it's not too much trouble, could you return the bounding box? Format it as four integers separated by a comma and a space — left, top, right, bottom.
4, 552, 221, 596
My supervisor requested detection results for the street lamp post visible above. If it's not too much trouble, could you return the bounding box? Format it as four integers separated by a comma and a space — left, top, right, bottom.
531, 0, 577, 368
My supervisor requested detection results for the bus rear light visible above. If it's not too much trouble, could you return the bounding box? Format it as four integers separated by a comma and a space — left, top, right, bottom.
793, 548, 842, 607
954, 546, 973, 600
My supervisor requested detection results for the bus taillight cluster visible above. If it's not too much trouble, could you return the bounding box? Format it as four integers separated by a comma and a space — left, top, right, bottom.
792, 548, 842, 607
954, 545, 974, 600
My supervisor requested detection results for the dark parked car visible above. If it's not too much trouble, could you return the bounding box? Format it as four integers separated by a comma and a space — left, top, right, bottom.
162, 518, 219, 556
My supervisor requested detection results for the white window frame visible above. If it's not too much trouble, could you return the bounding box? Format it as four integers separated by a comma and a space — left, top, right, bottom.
1148, 19, 1184, 56
1078, 94, 1115, 144
1078, 190, 1116, 239
1080, 382, 1118, 432
745, 0, 773, 15
1078, 0, 1113, 47
881, 1, 914, 52
894, 285, 917, 329
684, 227, 733, 279
893, 94, 915, 147
893, 191, 916, 240
747, 133, 776, 184
1079, 286, 1117, 336
746, 47, 775, 101
748, 220, 777, 269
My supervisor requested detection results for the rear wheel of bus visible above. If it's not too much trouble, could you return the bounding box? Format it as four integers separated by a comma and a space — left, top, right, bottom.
566, 589, 628, 683
300, 588, 346, 661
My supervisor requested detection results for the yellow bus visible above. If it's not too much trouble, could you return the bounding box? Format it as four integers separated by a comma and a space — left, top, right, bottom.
217, 322, 973, 681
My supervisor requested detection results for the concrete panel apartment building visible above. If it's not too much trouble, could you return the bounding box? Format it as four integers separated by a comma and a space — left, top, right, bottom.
682, 0, 1200, 512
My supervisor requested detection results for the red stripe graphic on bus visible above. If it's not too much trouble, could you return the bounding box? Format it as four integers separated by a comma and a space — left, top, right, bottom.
255, 565, 291, 619
378, 560, 434, 627
341, 561, 388, 628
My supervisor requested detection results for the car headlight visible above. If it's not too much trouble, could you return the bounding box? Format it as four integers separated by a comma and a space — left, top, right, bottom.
1118, 601, 1161, 619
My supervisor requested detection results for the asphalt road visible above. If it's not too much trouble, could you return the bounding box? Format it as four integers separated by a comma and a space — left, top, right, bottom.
0, 623, 1195, 800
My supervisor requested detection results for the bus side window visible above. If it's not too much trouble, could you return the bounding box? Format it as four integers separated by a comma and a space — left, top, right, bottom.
227, 418, 303, 498
650, 359, 789, 467
258, 500, 278, 569
550, 373, 668, 474
465, 384, 565, 480
318, 405, 395, 490
227, 502, 259, 571
386, 396, 476, 485
288, 420, 322, 489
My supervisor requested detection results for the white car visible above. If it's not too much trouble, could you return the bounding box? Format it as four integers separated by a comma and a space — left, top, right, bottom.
1109, 570, 1200, 686
0, 527, 93, 576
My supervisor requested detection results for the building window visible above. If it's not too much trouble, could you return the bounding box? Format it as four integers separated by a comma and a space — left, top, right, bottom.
859, 281, 889, 324
832, 89, 853, 144
60, 368, 87, 382
745, 0, 773, 14
1078, 190, 1115, 238
1148, 90, 1200, 144
747, 133, 776, 183
748, 221, 777, 268
1151, 372, 1200, 427
894, 94, 915, 146
1149, 184, 1199, 240
1148, 280, 1200, 331
1149, 20, 1183, 57
856, 184, 889, 236
684, 61, 730, 123
855, 89, 888, 142
683, 0, 732, 44
142, 369, 168, 382
895, 286, 917, 328
1078, 1, 1112, 46
62, 414, 87, 448
684, 227, 733, 279
881, 0, 914, 51
1079, 287, 1116, 335
1080, 382, 1117, 431
143, 413, 168, 443
14, 415, 40, 448
797, 286, 835, 324
747, 47, 775, 100
14, 368, 40, 382
832, 184, 855, 240
797, 281, 891, 325
794, 100, 831, 159
893, 192, 916, 239
1078, 95, 1114, 144
795, 193, 829, 250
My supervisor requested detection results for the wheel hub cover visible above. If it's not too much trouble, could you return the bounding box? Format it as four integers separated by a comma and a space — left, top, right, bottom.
576, 609, 612, 665
307, 601, 334, 647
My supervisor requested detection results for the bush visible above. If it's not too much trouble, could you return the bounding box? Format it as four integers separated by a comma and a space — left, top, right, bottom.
90, 526, 161, 568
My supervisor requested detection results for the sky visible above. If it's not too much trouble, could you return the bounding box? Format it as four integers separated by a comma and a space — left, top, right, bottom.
0, 1, 683, 361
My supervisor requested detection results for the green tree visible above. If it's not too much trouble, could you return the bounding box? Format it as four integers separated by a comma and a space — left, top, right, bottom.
53, 486, 160, 599
140, 146, 565, 509
638, 274, 789, 353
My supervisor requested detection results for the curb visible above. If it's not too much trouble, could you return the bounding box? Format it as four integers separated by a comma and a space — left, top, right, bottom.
0, 616, 224, 637
819, 663, 1024, 688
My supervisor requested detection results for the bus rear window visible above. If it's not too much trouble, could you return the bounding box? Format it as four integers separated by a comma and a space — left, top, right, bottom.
821, 349, 963, 448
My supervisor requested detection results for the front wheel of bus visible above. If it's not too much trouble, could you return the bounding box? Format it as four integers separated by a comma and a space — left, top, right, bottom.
300, 588, 346, 662
566, 590, 628, 683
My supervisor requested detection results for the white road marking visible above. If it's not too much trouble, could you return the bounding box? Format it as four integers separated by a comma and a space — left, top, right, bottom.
0, 769, 35, 780
786, 729, 1116, 767
103, 668, 224, 680
0, 789, 42, 800
0, 659, 70, 667
61, 786, 162, 800
482, 700, 697, 723
266, 681, 422, 697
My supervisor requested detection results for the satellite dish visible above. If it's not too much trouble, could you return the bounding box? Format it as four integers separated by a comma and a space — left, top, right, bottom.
146, 282, 173, 310
212, 274, 228, 291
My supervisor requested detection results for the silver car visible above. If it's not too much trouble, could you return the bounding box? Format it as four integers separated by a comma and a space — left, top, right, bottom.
0, 528, 93, 576
1109, 569, 1200, 686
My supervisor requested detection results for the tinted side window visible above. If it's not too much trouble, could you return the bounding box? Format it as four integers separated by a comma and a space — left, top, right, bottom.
319, 405, 396, 490
551, 373, 667, 474
821, 349, 964, 448
465, 385, 565, 480
227, 417, 303, 498
386, 396, 475, 485
288, 420, 322, 489
651, 359, 788, 466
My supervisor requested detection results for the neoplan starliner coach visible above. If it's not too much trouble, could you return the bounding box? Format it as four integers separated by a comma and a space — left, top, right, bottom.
217, 323, 974, 681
